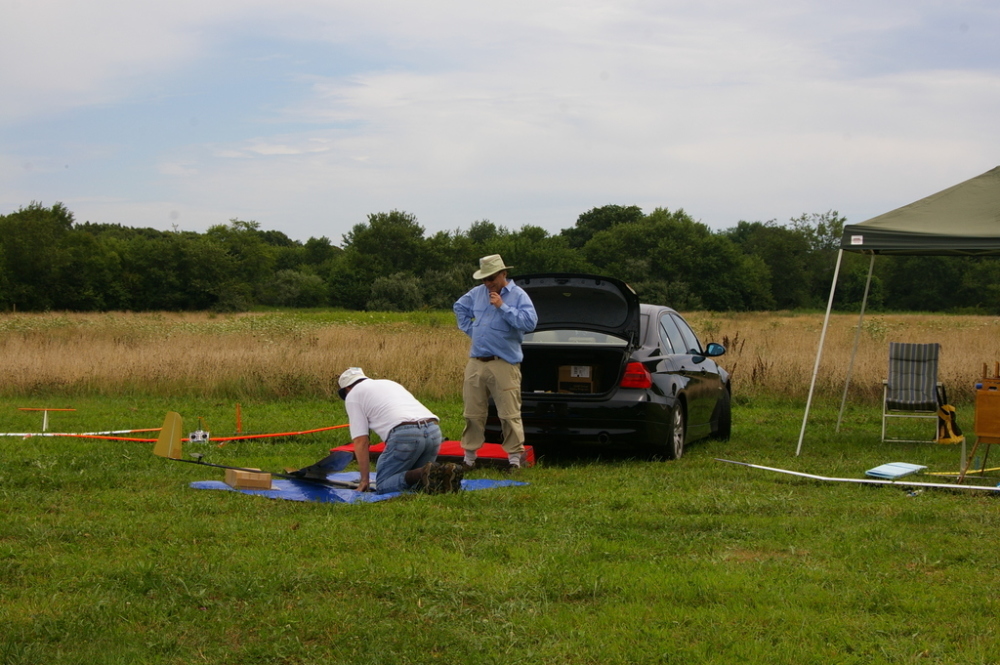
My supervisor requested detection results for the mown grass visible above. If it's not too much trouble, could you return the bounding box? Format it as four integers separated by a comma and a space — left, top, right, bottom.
3, 311, 1000, 663
3, 391, 1000, 664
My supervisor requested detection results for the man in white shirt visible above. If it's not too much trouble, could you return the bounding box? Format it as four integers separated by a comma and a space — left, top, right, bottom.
312, 367, 461, 494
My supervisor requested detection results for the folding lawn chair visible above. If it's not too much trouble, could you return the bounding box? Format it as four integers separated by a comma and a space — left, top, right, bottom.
882, 342, 942, 443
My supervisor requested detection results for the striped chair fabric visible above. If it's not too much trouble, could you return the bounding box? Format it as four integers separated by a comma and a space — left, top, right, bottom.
885, 342, 940, 411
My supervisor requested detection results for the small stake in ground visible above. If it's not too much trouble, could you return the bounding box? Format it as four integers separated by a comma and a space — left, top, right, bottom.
18, 407, 76, 432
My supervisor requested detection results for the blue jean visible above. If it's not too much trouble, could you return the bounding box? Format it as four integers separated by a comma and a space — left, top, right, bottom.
375, 422, 442, 494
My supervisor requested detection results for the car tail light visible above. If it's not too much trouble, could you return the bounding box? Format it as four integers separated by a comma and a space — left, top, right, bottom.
620, 362, 652, 389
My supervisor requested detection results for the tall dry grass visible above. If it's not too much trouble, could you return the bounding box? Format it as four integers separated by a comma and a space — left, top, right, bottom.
1, 310, 998, 403
0, 312, 468, 400
690, 311, 1000, 403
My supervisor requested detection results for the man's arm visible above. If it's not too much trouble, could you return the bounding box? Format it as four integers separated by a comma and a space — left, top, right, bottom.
499, 289, 538, 332
352, 435, 372, 491
453, 290, 476, 336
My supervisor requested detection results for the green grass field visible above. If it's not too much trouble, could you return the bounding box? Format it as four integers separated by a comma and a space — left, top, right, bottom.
3, 394, 999, 664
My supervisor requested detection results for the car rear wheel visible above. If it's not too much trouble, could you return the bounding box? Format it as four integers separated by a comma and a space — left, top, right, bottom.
665, 404, 685, 460
713, 389, 732, 441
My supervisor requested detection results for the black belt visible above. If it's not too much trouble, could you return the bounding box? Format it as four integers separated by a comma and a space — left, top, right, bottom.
473, 355, 499, 362
390, 418, 438, 433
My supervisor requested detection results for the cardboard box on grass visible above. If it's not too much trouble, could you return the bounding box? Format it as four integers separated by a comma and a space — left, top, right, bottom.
225, 468, 273, 490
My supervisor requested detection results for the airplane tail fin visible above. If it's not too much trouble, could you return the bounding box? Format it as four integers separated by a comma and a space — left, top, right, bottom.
153, 412, 184, 459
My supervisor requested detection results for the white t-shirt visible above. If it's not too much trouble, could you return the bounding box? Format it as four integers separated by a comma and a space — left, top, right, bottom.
345, 379, 438, 440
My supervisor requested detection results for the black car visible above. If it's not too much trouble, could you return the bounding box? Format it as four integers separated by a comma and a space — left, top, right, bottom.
485, 273, 731, 459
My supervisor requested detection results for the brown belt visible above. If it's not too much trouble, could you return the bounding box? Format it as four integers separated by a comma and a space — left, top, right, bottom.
390, 418, 439, 433
473, 355, 499, 362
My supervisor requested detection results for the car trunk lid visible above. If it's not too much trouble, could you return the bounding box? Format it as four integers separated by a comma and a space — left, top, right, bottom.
516, 273, 641, 347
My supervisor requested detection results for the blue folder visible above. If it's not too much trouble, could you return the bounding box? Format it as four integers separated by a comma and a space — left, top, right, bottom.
865, 462, 927, 479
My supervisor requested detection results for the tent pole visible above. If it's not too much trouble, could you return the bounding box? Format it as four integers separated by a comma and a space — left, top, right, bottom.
836, 253, 876, 431
796, 249, 844, 456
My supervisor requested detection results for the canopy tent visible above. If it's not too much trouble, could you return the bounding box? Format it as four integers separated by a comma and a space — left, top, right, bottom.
796, 166, 1000, 455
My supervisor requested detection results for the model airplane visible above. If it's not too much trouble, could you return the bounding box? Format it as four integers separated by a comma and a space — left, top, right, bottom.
152, 412, 359, 489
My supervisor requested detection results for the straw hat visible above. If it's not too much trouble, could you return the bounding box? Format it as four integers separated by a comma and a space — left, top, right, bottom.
472, 254, 513, 280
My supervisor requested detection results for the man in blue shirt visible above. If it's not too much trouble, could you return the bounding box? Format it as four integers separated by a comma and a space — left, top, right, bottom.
453, 255, 538, 469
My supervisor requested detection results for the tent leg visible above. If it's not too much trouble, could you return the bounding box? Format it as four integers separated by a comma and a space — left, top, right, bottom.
836, 253, 876, 432
796, 249, 844, 456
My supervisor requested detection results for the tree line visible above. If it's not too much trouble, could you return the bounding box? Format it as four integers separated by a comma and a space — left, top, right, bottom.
1, 201, 998, 313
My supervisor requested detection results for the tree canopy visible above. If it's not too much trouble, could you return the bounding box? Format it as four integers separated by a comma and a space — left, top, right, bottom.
0, 202, 995, 314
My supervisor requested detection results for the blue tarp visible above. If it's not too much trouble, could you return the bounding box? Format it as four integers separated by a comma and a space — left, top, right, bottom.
190, 471, 527, 504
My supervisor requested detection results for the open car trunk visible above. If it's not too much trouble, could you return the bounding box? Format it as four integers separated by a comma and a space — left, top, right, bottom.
513, 274, 640, 398
520, 343, 629, 396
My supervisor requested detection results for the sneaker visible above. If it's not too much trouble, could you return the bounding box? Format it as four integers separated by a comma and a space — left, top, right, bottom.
419, 462, 450, 495
446, 462, 465, 492
506, 452, 528, 472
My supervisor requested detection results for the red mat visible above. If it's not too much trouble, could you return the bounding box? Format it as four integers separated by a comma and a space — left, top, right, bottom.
332, 440, 535, 468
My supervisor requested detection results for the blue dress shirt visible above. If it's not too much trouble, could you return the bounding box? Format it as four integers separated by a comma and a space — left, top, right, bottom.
453, 279, 538, 364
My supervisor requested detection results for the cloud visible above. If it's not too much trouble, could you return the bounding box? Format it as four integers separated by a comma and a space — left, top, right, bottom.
2, 0, 999, 242
0, 0, 204, 122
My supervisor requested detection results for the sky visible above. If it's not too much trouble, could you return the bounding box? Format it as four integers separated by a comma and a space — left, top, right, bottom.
2, 0, 999, 245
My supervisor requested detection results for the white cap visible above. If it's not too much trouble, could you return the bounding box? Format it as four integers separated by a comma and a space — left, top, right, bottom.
338, 367, 368, 390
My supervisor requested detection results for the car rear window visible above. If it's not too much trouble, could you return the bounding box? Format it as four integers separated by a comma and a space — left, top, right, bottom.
523, 330, 628, 346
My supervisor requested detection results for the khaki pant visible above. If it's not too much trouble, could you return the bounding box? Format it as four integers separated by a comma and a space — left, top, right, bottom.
461, 358, 524, 455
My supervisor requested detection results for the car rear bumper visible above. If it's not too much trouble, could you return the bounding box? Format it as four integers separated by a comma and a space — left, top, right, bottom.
486, 390, 673, 446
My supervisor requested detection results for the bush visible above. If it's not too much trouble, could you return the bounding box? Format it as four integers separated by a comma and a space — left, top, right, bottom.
259, 270, 329, 307
366, 272, 423, 311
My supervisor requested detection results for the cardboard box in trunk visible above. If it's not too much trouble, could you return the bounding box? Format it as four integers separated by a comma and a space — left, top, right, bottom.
224, 468, 273, 490
558, 365, 598, 394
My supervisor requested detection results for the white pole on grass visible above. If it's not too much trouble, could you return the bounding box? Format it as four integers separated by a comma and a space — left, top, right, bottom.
836, 253, 876, 432
796, 249, 843, 456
